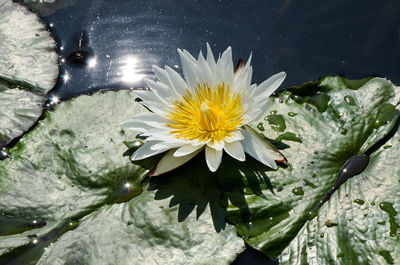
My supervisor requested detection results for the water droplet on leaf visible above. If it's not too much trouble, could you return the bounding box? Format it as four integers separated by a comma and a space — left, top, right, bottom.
0, 149, 10, 160
292, 187, 304, 196
353, 199, 365, 205
344, 95, 356, 106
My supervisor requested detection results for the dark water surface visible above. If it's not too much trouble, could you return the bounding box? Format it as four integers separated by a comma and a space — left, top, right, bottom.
21, 0, 400, 100
17, 0, 400, 264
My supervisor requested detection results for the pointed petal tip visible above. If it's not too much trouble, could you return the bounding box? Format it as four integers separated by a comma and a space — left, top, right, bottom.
206, 160, 219, 172
209, 167, 218, 173
237, 156, 246, 162
234, 58, 245, 73
177, 48, 185, 56
276, 152, 287, 163
205, 147, 223, 173
206, 42, 213, 52
270, 161, 278, 170
152, 65, 164, 74
276, 71, 287, 80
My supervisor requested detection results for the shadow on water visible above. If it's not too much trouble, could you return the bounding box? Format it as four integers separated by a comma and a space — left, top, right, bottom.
142, 150, 278, 232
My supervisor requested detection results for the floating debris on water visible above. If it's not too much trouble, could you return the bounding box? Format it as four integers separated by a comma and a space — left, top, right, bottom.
67, 30, 95, 68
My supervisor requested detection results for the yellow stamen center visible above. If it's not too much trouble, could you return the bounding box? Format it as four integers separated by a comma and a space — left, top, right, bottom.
167, 83, 243, 143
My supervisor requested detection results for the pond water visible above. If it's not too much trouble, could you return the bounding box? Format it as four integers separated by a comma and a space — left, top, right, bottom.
15, 0, 400, 264
20, 0, 400, 101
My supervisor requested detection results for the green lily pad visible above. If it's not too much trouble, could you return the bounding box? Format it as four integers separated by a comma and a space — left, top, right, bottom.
226, 77, 400, 264
0, 90, 244, 264
36, 187, 244, 265
0, 0, 58, 148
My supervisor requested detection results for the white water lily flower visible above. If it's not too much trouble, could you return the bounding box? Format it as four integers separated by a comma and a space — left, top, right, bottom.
122, 44, 286, 175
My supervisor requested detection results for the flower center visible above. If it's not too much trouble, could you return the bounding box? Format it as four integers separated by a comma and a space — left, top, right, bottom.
167, 83, 244, 143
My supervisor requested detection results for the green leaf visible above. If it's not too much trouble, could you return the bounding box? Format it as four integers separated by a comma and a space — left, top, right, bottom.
226, 77, 400, 264
0, 90, 244, 264
36, 187, 244, 265
0, 0, 58, 147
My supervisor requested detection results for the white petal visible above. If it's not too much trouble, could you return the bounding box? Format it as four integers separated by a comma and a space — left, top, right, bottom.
245, 53, 252, 68
145, 79, 175, 100
224, 141, 245, 161
165, 66, 188, 95
121, 119, 153, 132
224, 130, 244, 143
234, 54, 252, 82
241, 126, 286, 169
125, 112, 169, 129
150, 148, 202, 176
254, 72, 286, 98
233, 66, 252, 94
243, 108, 264, 124
197, 51, 215, 86
174, 144, 204, 157
134, 90, 168, 114
242, 96, 273, 124
206, 140, 225, 151
143, 130, 177, 140
153, 65, 172, 88
131, 141, 170, 161
151, 142, 184, 151
205, 146, 223, 172
247, 84, 258, 99
178, 49, 199, 88
206, 43, 217, 73
217, 46, 234, 85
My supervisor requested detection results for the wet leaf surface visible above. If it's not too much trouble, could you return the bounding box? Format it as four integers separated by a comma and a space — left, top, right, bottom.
0, 0, 58, 148
0, 90, 244, 264
226, 77, 400, 264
